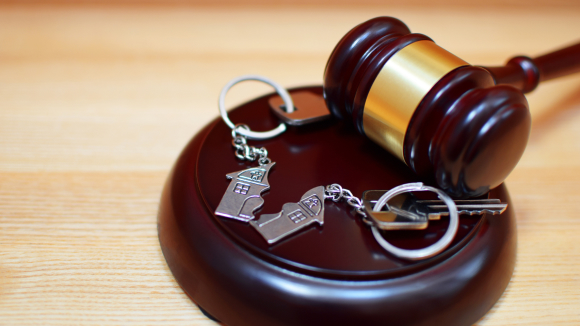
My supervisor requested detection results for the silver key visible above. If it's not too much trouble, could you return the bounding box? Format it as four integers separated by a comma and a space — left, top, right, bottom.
362, 191, 507, 231
414, 198, 507, 220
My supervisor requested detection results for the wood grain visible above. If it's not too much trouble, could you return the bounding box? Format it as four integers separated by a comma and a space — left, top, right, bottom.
1, 4, 579, 325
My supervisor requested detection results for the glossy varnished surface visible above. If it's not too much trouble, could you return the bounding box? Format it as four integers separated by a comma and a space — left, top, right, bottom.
158, 87, 516, 325
486, 43, 580, 91
324, 17, 532, 197
198, 88, 484, 276
2, 4, 580, 326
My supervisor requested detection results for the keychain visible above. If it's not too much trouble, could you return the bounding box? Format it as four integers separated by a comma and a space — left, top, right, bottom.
213, 125, 275, 222
214, 75, 507, 261
214, 75, 291, 222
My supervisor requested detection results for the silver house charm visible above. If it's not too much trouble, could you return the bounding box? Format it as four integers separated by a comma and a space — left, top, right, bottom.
250, 186, 325, 244
215, 162, 275, 222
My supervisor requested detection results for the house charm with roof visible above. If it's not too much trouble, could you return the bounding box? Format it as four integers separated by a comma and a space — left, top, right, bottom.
215, 162, 275, 222
250, 186, 325, 244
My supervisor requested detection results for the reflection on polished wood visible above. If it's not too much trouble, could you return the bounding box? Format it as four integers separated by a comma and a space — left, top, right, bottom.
0, 2, 579, 325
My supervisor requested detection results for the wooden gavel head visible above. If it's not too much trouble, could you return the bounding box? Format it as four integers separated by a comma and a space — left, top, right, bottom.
324, 16, 531, 198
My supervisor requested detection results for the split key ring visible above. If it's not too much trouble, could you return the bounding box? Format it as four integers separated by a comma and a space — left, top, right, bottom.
218, 75, 294, 140
370, 183, 459, 261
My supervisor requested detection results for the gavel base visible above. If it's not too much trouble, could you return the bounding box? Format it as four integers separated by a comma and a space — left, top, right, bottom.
158, 86, 516, 326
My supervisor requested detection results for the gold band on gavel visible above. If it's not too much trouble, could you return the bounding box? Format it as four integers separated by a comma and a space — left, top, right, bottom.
362, 40, 469, 161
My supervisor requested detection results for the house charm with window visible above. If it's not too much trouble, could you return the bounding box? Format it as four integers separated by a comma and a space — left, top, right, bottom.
215, 162, 275, 222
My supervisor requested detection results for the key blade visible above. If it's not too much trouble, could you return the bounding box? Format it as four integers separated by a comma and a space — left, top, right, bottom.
416, 199, 508, 220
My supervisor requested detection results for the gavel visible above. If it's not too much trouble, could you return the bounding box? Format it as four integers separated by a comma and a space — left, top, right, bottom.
323, 16, 580, 198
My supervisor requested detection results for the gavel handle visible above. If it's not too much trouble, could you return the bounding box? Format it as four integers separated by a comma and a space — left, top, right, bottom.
482, 42, 580, 93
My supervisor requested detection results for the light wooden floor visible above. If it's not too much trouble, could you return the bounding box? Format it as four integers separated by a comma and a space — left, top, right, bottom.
1, 3, 579, 325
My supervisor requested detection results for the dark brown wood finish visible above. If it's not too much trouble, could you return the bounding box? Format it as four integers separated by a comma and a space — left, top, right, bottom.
408, 69, 531, 198
485, 43, 580, 92
158, 87, 516, 326
323, 17, 431, 134
324, 17, 580, 198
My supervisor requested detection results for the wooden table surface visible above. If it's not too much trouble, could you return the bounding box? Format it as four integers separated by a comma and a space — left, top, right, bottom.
1, 2, 579, 325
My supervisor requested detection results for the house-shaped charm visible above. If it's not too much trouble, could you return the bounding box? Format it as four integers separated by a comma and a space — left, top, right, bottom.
215, 162, 275, 222
250, 186, 325, 244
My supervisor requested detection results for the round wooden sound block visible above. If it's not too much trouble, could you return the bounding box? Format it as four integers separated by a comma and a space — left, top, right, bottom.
158, 86, 516, 326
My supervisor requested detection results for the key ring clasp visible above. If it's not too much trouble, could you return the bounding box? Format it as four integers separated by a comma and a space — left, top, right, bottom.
370, 182, 459, 261
219, 75, 294, 140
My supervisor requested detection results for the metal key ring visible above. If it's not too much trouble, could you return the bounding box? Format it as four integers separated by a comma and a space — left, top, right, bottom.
370, 182, 459, 261
218, 75, 294, 140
